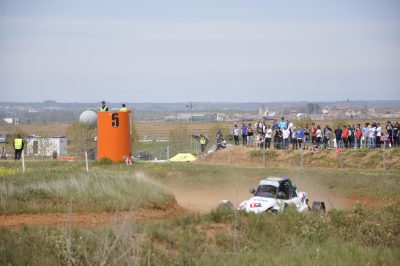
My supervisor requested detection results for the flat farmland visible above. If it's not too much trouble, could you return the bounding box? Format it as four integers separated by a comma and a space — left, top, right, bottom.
137, 121, 233, 139
0, 122, 234, 139
1, 117, 398, 140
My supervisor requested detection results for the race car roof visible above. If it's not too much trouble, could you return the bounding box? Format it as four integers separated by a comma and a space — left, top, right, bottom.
259, 177, 290, 187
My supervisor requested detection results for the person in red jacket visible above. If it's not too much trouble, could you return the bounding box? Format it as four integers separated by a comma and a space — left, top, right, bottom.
311, 123, 317, 144
341, 125, 349, 148
355, 124, 362, 148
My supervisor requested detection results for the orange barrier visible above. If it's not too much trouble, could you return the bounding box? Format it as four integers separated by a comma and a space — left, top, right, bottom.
58, 157, 84, 161
97, 111, 132, 162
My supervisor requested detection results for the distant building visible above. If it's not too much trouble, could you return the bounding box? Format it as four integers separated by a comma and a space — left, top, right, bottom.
307, 103, 320, 114
164, 113, 216, 122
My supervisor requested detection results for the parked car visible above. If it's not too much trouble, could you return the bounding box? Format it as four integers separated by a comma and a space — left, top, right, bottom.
133, 150, 153, 160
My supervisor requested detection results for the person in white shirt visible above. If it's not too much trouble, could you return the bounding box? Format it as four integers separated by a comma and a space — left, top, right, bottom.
264, 125, 272, 149
376, 123, 382, 148
291, 126, 297, 150
287, 120, 294, 143
316, 125, 322, 146
368, 124, 376, 148
282, 127, 290, 150
361, 123, 370, 148
233, 124, 240, 145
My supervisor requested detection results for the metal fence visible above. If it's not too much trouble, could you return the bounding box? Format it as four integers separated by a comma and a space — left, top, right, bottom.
217, 140, 400, 171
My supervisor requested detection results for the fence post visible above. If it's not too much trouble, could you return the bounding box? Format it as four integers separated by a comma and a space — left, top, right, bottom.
382, 150, 386, 171
227, 145, 230, 165
21, 151, 25, 172
263, 141, 266, 168
300, 149, 304, 169
339, 153, 343, 168
167, 146, 170, 160
85, 151, 89, 172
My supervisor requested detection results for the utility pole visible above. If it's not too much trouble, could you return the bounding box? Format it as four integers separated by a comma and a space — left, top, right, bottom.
186, 102, 193, 152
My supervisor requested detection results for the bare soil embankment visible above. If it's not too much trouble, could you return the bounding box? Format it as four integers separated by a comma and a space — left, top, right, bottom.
197, 146, 400, 170
0, 201, 184, 229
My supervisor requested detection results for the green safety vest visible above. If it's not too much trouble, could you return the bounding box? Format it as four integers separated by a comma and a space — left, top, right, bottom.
120, 107, 128, 112
99, 106, 108, 111
14, 138, 23, 149
200, 137, 206, 145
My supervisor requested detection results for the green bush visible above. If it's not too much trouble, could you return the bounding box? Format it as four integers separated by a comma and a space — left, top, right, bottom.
96, 157, 114, 165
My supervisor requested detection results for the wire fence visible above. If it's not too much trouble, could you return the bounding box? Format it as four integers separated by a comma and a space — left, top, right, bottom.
215, 139, 400, 171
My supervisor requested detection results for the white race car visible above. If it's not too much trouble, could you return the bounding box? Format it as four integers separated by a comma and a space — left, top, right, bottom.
237, 177, 313, 214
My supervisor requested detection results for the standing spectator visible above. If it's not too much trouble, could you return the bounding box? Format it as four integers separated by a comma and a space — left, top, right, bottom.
13, 134, 24, 160
383, 133, 389, 149
272, 119, 279, 130
291, 126, 298, 150
287, 120, 294, 143
296, 126, 305, 150
254, 121, 259, 134
347, 125, 355, 149
355, 124, 362, 148
304, 124, 310, 147
264, 125, 272, 149
362, 123, 370, 148
376, 123, 382, 148
393, 122, 399, 147
261, 121, 267, 136
246, 123, 254, 147
368, 123, 376, 148
199, 133, 208, 154
274, 129, 282, 149
386, 121, 393, 147
241, 123, 247, 146
254, 123, 262, 148
311, 123, 317, 144
255, 121, 262, 135
233, 124, 240, 145
120, 103, 129, 111
334, 126, 342, 148
323, 125, 332, 149
279, 117, 287, 130
316, 125, 322, 146
99, 100, 109, 111
341, 125, 349, 148
282, 127, 290, 150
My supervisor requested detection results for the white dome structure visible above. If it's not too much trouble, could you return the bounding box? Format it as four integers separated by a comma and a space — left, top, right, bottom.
4, 118, 13, 124
79, 111, 97, 126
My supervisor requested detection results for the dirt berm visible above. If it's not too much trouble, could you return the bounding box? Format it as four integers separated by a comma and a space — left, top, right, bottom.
197, 146, 400, 170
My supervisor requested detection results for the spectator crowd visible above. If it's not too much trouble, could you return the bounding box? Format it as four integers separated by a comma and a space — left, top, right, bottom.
231, 118, 400, 151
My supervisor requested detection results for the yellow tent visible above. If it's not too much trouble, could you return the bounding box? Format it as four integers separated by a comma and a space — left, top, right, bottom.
169, 153, 197, 162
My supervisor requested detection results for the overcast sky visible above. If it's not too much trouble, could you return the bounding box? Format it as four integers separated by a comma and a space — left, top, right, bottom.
0, 0, 399, 103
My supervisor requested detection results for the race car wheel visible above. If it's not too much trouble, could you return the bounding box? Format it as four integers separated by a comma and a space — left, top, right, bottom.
217, 200, 234, 211
266, 208, 278, 214
311, 201, 326, 213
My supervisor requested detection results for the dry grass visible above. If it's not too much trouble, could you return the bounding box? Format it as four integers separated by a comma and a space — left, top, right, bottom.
0, 162, 174, 215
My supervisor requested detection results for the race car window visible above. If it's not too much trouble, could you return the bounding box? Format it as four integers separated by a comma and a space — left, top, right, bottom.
279, 181, 297, 199
255, 185, 277, 198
